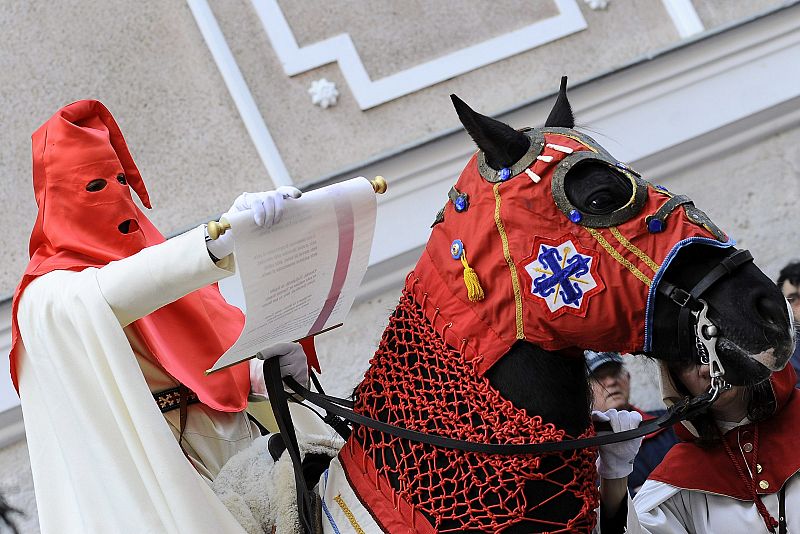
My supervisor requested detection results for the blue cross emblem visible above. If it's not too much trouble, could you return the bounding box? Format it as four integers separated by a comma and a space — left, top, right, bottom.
524, 239, 599, 314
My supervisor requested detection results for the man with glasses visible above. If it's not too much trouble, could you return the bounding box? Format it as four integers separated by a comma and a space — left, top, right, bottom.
586, 350, 678, 495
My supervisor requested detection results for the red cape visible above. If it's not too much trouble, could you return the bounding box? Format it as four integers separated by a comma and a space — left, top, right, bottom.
649, 365, 800, 499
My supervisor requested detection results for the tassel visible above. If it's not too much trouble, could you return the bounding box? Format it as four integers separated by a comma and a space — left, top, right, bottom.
460, 251, 485, 302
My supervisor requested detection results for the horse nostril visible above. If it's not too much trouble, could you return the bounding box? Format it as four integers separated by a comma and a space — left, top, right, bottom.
754, 295, 785, 329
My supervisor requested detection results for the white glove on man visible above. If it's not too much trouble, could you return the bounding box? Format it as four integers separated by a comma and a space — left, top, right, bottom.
592, 408, 644, 479
207, 186, 302, 260
249, 342, 310, 399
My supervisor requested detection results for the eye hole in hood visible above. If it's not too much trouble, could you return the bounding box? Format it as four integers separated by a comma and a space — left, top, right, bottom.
118, 219, 140, 234
86, 178, 107, 192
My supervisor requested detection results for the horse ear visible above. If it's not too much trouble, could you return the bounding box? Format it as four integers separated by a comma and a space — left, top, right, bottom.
544, 76, 575, 129
450, 94, 531, 170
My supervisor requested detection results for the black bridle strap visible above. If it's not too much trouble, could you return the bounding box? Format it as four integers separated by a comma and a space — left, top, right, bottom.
657, 248, 753, 357
271, 368, 716, 534
282, 376, 714, 454
263, 359, 317, 534
658, 248, 753, 309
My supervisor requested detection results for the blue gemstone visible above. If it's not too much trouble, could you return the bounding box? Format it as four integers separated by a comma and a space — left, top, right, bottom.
648, 219, 664, 233
451, 239, 464, 260
499, 168, 511, 181
655, 185, 669, 192
568, 209, 583, 223
454, 196, 467, 212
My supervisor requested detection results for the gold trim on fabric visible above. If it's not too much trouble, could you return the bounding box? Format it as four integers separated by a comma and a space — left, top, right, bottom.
334, 495, 366, 534
608, 227, 660, 273
493, 183, 525, 339
585, 228, 652, 287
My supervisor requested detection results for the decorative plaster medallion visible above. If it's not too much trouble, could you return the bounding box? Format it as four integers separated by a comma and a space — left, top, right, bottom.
309, 78, 339, 108
584, 0, 609, 10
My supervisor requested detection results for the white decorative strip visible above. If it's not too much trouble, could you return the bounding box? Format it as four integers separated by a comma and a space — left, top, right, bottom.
546, 143, 574, 154
661, 0, 705, 39
187, 0, 294, 186
526, 169, 542, 183
537, 155, 554, 163
249, 0, 587, 110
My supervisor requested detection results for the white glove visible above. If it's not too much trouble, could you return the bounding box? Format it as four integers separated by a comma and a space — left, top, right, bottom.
207, 186, 302, 260
249, 342, 310, 399
592, 408, 644, 479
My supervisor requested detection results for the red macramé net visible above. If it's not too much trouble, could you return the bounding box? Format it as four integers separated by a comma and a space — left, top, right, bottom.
353, 289, 600, 533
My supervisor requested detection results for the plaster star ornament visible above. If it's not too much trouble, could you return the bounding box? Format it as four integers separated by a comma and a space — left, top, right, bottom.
584, 0, 609, 10
308, 78, 339, 108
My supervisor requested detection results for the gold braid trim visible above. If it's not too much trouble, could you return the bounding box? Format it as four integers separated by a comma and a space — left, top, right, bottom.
334, 495, 366, 534
493, 183, 525, 339
608, 227, 660, 273
585, 228, 652, 287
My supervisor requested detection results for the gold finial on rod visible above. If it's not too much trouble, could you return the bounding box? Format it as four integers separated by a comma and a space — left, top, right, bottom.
370, 176, 388, 194
207, 218, 231, 240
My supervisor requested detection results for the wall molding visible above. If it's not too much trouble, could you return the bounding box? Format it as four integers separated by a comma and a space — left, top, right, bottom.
319, 3, 800, 279
187, 0, 294, 187
250, 0, 587, 110
661, 0, 704, 38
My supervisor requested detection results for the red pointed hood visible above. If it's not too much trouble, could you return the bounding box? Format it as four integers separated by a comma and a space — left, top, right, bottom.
10, 100, 249, 411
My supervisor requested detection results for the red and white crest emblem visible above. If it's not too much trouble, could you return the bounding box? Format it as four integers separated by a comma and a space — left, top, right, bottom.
521, 235, 604, 319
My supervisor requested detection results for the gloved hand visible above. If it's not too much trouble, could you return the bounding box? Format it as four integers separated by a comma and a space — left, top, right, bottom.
592, 408, 644, 479
207, 186, 302, 260
249, 342, 310, 399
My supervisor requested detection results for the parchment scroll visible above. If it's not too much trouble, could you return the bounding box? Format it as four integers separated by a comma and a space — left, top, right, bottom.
208, 177, 376, 373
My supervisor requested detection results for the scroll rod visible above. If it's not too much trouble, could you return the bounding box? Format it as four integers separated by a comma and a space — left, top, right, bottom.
207, 176, 388, 240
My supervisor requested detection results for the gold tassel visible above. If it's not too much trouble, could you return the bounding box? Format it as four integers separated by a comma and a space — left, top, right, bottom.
460, 251, 485, 302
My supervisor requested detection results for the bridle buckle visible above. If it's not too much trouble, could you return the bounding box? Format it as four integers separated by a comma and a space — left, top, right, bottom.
693, 299, 731, 400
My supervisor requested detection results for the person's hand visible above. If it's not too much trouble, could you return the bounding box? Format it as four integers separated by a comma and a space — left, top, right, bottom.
207, 186, 302, 260
592, 408, 643, 479
249, 342, 310, 398
227, 186, 302, 227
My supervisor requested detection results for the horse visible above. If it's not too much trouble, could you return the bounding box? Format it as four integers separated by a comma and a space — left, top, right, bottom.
215, 77, 795, 534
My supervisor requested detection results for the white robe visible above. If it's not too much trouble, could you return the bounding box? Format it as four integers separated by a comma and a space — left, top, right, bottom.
16, 226, 251, 534
622, 472, 800, 533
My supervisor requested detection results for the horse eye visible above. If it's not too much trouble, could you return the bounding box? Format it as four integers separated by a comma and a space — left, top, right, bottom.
588, 192, 616, 211
564, 163, 632, 216
86, 178, 107, 192
117, 173, 127, 185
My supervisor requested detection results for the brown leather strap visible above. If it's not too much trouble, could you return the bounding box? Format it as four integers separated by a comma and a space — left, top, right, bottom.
178, 384, 190, 448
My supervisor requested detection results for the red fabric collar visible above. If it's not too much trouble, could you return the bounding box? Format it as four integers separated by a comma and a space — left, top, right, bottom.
649, 366, 800, 499
10, 100, 249, 412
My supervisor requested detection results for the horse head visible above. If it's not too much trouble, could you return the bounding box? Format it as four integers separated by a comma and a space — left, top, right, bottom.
446, 76, 794, 386
347, 77, 794, 533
